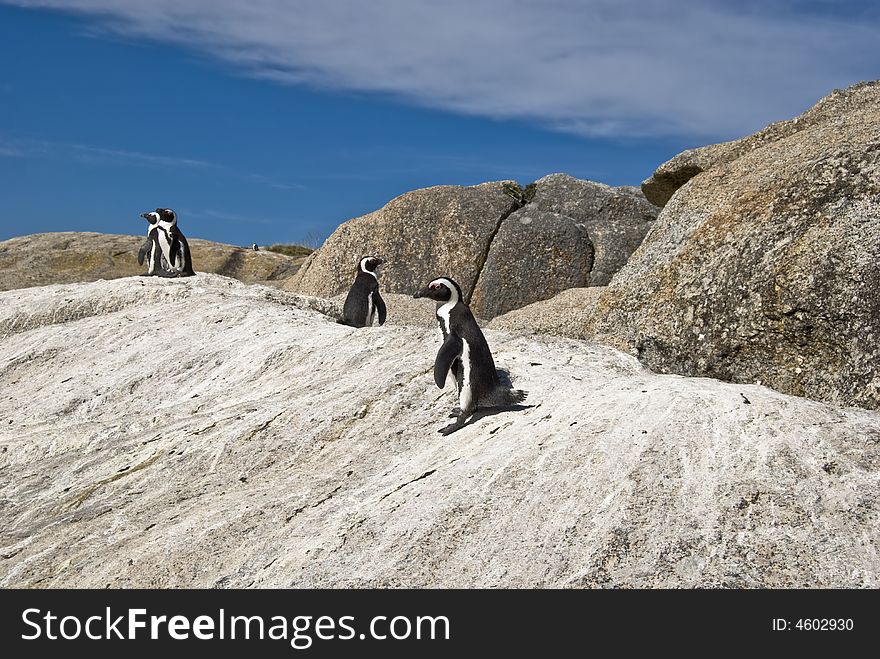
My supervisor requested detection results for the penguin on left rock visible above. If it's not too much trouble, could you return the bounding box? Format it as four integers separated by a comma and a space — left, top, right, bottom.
139, 208, 195, 277
339, 256, 386, 328
137, 211, 174, 277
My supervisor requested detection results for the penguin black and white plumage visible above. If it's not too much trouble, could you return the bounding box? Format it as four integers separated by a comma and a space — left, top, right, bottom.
140, 208, 195, 277
414, 276, 527, 435
340, 256, 386, 328
137, 212, 174, 277
252, 243, 259, 251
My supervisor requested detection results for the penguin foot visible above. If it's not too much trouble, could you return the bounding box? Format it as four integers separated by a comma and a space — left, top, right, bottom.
438, 422, 464, 436
438, 411, 472, 435
448, 407, 462, 418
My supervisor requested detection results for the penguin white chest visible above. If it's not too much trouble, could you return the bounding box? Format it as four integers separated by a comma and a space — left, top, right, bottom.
437, 302, 453, 334
459, 338, 473, 411
366, 295, 375, 326
156, 230, 174, 268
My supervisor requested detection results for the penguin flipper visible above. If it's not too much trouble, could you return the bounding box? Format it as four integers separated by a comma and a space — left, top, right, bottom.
374, 290, 387, 326
434, 334, 463, 389
137, 244, 148, 266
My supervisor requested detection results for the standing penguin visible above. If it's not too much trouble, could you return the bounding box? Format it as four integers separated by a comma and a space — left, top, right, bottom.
340, 256, 387, 328
157, 208, 195, 277
414, 276, 527, 435
140, 208, 195, 277
137, 211, 175, 277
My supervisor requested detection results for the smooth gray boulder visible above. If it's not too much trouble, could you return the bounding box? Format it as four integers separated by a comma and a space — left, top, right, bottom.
287, 182, 517, 299
531, 174, 659, 285
470, 208, 594, 319
1, 275, 878, 587
592, 80, 880, 411
289, 174, 658, 319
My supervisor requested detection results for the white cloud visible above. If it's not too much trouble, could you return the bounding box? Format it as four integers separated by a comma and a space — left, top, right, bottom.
4, 0, 878, 139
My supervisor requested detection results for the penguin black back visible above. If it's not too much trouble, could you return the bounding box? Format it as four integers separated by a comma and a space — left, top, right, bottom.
340, 256, 386, 328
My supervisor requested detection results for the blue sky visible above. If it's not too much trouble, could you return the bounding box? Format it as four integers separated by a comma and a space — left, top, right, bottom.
1, 1, 877, 246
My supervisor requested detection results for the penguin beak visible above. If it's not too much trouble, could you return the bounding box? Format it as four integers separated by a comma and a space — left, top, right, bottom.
374, 258, 384, 266
413, 286, 431, 299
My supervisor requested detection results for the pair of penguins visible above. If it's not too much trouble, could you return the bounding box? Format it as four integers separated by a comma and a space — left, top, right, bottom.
137, 208, 195, 277
340, 257, 527, 435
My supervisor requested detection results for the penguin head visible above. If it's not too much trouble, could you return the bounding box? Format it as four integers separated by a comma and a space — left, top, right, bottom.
140, 211, 160, 225
359, 256, 383, 273
414, 277, 462, 304
155, 208, 177, 226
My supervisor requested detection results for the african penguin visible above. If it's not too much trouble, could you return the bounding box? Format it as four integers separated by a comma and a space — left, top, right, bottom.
141, 208, 195, 277
138, 211, 174, 277
414, 276, 527, 435
339, 256, 387, 328
252, 243, 259, 251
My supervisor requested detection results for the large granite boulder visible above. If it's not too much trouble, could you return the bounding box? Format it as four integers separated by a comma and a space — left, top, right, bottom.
0, 232, 306, 291
592, 81, 880, 410
641, 82, 880, 207
470, 209, 594, 318
289, 175, 657, 319
531, 174, 659, 285
2, 275, 879, 587
287, 182, 518, 299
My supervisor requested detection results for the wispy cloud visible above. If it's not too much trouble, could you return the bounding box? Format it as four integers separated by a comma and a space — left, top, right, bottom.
3, 0, 878, 139
68, 144, 219, 169
0, 135, 301, 190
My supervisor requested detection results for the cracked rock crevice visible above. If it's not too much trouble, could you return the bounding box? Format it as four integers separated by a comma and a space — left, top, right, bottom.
465, 195, 523, 306
378, 468, 438, 502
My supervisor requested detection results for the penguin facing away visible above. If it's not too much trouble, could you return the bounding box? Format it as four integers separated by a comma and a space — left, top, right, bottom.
340, 256, 387, 328
414, 276, 527, 435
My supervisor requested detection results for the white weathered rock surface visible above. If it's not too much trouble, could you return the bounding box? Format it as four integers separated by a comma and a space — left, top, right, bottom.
1, 275, 878, 587
487, 287, 604, 339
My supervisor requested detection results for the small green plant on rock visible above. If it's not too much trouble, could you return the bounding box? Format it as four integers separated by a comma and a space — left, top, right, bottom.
502, 181, 537, 208
265, 244, 314, 258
